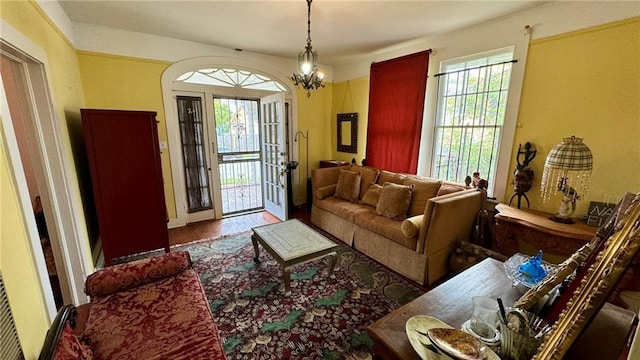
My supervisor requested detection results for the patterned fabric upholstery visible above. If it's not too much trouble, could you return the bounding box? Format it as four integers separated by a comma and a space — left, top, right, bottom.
85, 251, 191, 297
53, 323, 93, 360
83, 268, 226, 360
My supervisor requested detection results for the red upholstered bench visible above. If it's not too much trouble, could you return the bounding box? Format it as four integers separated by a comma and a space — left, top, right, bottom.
39, 251, 227, 360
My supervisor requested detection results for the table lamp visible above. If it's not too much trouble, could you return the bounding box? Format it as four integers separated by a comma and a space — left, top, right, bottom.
540, 136, 593, 223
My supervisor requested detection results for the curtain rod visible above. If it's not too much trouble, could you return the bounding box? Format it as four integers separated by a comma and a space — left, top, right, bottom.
434, 59, 518, 77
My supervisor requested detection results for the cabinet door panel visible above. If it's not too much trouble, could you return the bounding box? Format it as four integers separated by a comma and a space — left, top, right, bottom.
82, 109, 169, 265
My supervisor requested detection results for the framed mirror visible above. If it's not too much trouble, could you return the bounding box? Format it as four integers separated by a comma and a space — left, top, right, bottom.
337, 113, 358, 153
533, 193, 640, 359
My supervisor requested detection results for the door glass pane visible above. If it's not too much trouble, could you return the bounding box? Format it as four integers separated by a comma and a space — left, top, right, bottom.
214, 97, 263, 215
176, 96, 213, 212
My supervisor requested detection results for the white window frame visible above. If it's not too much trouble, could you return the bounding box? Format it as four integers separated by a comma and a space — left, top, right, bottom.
418, 25, 531, 203
430, 47, 515, 197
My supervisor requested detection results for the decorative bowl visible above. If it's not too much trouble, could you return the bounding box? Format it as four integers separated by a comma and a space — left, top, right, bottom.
503, 253, 558, 288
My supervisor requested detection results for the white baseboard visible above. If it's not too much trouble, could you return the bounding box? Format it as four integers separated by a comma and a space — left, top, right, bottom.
168, 218, 186, 229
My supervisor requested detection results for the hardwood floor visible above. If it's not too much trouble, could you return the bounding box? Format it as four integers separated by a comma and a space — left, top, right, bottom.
168, 206, 311, 246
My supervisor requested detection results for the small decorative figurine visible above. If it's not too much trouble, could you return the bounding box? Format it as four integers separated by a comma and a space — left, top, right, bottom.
518, 250, 547, 284
472, 172, 481, 188
465, 175, 472, 187
510, 142, 537, 209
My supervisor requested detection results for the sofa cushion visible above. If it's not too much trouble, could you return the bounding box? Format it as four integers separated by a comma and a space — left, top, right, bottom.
353, 210, 417, 249
360, 183, 382, 207
403, 177, 442, 217
437, 184, 466, 196
316, 184, 337, 200
376, 182, 413, 220
316, 196, 371, 221
377, 170, 407, 185
334, 170, 361, 203
54, 323, 93, 360
401, 215, 423, 238
350, 165, 380, 200
84, 269, 226, 360
85, 251, 192, 297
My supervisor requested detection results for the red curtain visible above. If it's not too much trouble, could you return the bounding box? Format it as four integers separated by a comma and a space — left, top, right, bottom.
365, 50, 431, 174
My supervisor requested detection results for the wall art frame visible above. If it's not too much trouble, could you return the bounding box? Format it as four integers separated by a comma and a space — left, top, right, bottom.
532, 193, 640, 360
337, 112, 358, 153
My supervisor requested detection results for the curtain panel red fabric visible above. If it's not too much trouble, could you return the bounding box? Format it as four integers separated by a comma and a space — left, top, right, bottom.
365, 50, 431, 174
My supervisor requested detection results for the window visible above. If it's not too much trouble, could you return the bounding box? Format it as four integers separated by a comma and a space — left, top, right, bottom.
176, 68, 286, 92
431, 48, 515, 196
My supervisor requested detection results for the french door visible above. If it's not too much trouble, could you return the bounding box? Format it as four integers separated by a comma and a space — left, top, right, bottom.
214, 97, 264, 216
175, 94, 216, 223
260, 93, 287, 221
174, 91, 287, 221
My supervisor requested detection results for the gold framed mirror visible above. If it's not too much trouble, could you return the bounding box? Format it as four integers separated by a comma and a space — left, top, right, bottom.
337, 112, 358, 153
533, 193, 640, 359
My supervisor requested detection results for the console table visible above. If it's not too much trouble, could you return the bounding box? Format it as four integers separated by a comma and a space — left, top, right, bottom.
367, 258, 636, 360
493, 203, 596, 262
319, 160, 350, 168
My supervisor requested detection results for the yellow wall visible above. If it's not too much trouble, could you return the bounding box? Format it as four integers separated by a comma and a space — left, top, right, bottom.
328, 19, 639, 219
76, 52, 176, 219
508, 18, 640, 216
331, 78, 370, 164
0, 0, 88, 357
0, 132, 51, 359
293, 85, 333, 201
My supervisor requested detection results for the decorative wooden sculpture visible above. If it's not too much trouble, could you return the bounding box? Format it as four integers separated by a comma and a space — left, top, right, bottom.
510, 142, 537, 208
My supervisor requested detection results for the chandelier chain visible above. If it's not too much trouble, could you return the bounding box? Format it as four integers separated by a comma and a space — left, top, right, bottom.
307, 0, 312, 44
292, 0, 324, 97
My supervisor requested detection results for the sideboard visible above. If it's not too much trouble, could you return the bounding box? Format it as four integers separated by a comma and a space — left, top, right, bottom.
493, 203, 596, 263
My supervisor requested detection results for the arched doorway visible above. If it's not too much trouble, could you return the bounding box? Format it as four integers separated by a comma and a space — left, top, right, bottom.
161, 58, 299, 226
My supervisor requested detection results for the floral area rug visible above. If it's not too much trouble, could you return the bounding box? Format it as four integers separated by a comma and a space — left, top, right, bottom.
172, 229, 425, 360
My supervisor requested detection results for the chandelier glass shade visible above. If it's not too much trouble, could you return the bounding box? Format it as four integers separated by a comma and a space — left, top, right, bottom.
292, 0, 324, 97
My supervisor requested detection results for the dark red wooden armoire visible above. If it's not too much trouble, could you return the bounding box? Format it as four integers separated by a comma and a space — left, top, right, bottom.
82, 109, 169, 266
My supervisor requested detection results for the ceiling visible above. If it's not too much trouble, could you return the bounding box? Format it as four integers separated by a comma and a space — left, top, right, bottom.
58, 0, 546, 65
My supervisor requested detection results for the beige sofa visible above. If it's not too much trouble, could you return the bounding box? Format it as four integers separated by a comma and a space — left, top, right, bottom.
311, 165, 484, 286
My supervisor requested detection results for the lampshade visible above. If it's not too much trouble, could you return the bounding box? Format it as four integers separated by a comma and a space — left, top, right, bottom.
541, 136, 593, 222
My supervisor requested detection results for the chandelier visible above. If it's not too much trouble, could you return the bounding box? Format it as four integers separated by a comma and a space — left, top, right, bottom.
292, 0, 324, 97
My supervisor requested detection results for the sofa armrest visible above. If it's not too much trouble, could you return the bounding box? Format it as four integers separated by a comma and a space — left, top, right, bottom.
85, 251, 192, 297
311, 167, 342, 200
417, 189, 483, 255
39, 304, 93, 360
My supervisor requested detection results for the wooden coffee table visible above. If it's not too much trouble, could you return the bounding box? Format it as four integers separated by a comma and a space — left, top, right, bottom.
251, 219, 338, 296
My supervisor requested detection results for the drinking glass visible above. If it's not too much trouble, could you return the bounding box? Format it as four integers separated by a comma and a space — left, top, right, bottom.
498, 307, 550, 360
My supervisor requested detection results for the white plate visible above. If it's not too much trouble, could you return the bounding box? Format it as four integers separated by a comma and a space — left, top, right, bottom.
405, 315, 500, 360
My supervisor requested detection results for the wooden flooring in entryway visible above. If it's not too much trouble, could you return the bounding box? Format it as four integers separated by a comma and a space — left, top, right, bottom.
168, 206, 310, 246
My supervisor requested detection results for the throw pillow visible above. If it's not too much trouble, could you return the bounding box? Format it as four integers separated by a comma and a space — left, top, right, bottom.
376, 182, 413, 220
377, 170, 407, 185
53, 323, 94, 360
315, 184, 337, 200
401, 215, 423, 238
360, 183, 382, 207
403, 177, 442, 217
334, 170, 361, 203
350, 165, 380, 200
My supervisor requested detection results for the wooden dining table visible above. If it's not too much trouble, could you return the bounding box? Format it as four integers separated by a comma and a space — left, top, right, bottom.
367, 257, 636, 359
